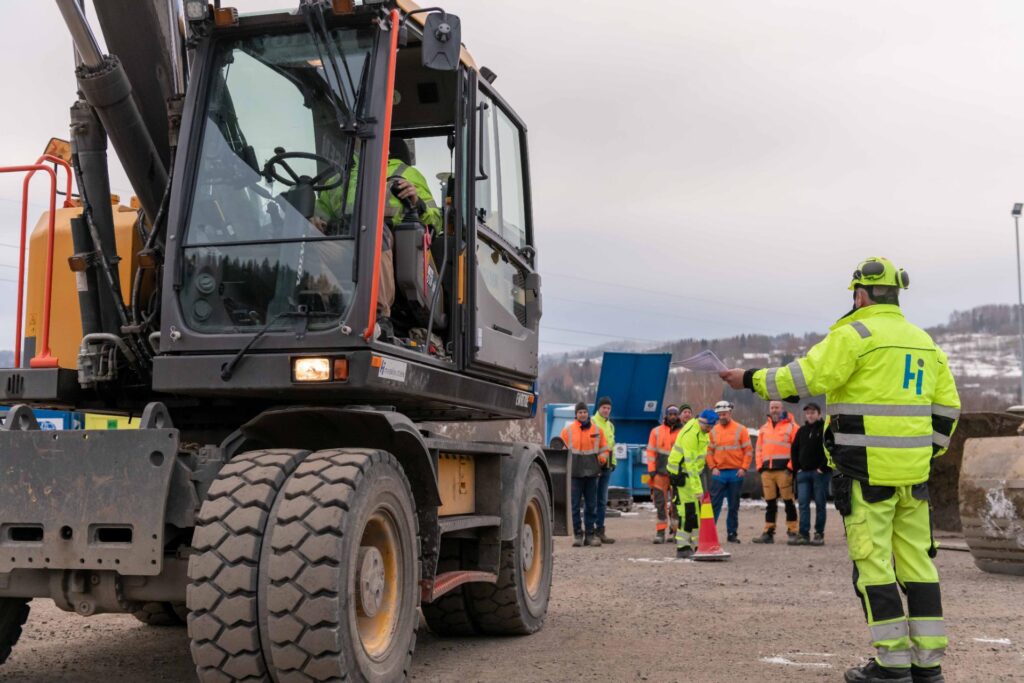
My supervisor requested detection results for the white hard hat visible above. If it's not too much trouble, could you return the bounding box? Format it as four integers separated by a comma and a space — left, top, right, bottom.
714, 400, 733, 413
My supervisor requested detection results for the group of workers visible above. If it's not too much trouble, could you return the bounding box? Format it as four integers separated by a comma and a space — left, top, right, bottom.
561, 257, 960, 683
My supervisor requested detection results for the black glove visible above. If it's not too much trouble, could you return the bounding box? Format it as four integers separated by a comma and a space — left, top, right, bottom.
669, 470, 688, 488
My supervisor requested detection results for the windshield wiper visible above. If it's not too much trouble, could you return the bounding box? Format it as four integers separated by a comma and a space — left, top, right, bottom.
220, 306, 333, 381
300, 0, 356, 131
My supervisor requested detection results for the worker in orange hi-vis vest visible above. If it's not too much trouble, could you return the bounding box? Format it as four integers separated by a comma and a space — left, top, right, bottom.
707, 400, 753, 544
752, 400, 800, 543
645, 404, 684, 544
560, 402, 610, 547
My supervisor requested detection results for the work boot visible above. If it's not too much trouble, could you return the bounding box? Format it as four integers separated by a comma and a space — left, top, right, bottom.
788, 534, 810, 546
676, 546, 694, 559
727, 534, 740, 544
752, 530, 775, 544
844, 660, 912, 683
652, 530, 666, 544
787, 530, 798, 540
596, 527, 615, 544
911, 665, 944, 683
811, 532, 825, 546
584, 533, 601, 547
572, 534, 584, 547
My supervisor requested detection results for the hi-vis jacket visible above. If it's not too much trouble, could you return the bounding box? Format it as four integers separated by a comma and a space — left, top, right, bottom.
755, 413, 798, 472
667, 419, 709, 495
560, 420, 609, 479
646, 422, 682, 475
592, 413, 617, 468
746, 304, 960, 486
707, 420, 753, 471
315, 158, 442, 233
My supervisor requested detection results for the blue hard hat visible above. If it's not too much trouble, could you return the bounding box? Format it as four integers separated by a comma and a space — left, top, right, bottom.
698, 409, 719, 425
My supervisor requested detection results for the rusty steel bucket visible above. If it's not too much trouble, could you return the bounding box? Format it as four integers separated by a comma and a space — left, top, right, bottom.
959, 435, 1024, 576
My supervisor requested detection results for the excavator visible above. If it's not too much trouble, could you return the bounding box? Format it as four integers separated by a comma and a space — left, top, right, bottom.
0, 1, 567, 680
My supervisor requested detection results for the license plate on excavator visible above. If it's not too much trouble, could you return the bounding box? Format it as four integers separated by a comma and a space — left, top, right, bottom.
0, 428, 178, 576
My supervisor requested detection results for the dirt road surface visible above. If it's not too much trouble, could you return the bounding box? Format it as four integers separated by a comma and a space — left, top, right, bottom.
2, 503, 1021, 682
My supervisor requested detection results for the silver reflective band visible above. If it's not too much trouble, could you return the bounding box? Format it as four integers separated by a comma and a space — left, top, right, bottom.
871, 621, 909, 642
908, 619, 946, 638
876, 649, 913, 667
787, 361, 809, 397
912, 648, 945, 667
850, 321, 872, 339
931, 404, 961, 419
829, 403, 932, 417
765, 368, 782, 400
833, 433, 933, 448
424, 199, 438, 209
392, 163, 409, 177
932, 432, 951, 448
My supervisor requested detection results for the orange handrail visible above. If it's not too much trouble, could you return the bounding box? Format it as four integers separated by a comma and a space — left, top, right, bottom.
3, 154, 74, 369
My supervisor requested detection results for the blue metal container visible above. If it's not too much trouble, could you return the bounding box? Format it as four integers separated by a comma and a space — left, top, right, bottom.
0, 407, 84, 430
543, 352, 672, 498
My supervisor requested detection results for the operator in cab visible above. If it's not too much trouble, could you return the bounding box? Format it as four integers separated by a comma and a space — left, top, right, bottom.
314, 136, 442, 340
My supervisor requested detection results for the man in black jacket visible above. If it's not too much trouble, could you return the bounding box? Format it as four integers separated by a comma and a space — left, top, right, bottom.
788, 403, 831, 546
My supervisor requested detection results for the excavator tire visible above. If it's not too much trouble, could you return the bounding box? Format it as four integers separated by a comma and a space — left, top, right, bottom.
265, 449, 419, 682
187, 448, 308, 683
466, 463, 552, 635
131, 601, 186, 627
421, 545, 480, 637
0, 598, 29, 665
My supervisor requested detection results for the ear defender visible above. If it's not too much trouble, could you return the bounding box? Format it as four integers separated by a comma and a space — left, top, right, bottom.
898, 268, 910, 289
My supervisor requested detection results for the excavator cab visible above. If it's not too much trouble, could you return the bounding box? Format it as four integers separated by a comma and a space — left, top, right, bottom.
151, 1, 542, 418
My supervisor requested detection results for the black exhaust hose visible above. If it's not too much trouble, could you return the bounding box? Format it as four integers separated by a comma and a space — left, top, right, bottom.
69, 215, 101, 339
75, 55, 168, 226
70, 100, 121, 337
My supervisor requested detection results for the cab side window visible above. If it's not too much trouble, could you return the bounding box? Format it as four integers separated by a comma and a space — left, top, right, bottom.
475, 93, 528, 250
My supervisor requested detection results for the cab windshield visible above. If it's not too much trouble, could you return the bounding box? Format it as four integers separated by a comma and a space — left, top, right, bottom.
179, 28, 373, 332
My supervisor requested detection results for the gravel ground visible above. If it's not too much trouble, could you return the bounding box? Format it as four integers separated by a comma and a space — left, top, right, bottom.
2, 505, 1021, 682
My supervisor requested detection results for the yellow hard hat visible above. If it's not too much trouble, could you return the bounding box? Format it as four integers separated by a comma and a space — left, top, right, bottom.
849, 257, 910, 291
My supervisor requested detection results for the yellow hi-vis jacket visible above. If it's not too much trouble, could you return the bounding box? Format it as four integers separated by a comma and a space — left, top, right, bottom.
592, 413, 616, 468
667, 418, 709, 495
747, 304, 960, 486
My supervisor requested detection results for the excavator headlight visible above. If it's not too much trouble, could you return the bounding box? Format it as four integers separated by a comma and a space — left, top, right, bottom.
292, 357, 331, 383
184, 0, 208, 22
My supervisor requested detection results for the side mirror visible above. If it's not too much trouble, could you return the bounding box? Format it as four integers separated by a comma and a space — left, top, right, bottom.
422, 12, 461, 72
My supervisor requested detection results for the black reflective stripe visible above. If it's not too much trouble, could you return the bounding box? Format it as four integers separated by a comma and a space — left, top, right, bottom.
850, 321, 872, 338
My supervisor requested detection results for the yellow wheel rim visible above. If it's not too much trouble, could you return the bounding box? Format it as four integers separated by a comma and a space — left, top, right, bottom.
522, 498, 544, 599
355, 509, 401, 660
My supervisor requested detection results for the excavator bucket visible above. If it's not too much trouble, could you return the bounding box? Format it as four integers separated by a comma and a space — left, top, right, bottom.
930, 412, 1024, 533
959, 434, 1024, 576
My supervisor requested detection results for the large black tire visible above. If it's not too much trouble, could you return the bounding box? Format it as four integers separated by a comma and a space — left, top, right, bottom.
131, 601, 187, 627
466, 463, 552, 635
420, 544, 480, 637
187, 449, 308, 683
265, 449, 419, 683
0, 598, 29, 664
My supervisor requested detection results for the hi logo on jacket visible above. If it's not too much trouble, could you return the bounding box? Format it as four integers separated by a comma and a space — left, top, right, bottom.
903, 354, 924, 396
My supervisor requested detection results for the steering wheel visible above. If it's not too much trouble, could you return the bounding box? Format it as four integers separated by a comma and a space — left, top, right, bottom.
263, 150, 344, 192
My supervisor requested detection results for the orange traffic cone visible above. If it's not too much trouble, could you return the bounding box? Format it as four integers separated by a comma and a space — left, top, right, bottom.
693, 492, 731, 561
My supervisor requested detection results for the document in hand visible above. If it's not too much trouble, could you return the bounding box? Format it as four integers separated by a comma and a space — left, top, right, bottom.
675, 350, 728, 373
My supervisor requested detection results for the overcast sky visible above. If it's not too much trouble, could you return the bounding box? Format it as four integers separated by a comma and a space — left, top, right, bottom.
2, 1, 1023, 355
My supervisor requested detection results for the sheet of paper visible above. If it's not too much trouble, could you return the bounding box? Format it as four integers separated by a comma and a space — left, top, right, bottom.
675, 350, 728, 373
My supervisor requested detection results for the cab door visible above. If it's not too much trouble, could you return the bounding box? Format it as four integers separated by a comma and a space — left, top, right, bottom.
467, 78, 540, 380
